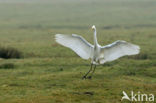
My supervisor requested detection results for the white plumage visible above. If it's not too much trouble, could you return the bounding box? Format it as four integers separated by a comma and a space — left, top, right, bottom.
100, 40, 140, 64
55, 34, 93, 59
55, 25, 140, 78
55, 25, 140, 65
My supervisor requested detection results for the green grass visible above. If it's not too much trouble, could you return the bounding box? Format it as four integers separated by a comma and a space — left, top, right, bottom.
0, 0, 156, 103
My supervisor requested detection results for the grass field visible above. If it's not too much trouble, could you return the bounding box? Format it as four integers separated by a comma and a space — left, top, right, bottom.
0, 0, 156, 103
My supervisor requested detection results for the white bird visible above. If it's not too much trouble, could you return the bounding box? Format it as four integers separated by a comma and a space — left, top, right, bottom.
55, 25, 140, 79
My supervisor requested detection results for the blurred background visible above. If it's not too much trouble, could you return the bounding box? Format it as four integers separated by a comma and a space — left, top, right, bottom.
0, 0, 155, 103
0, 0, 156, 57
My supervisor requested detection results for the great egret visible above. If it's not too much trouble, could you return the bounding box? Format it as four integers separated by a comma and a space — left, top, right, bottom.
55, 25, 140, 79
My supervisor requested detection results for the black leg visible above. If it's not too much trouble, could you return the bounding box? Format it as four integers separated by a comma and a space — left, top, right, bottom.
88, 65, 96, 79
82, 63, 93, 79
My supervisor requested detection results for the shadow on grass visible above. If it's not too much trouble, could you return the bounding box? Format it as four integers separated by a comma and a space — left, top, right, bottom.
0, 63, 15, 69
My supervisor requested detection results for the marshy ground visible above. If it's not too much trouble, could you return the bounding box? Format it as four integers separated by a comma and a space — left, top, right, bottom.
0, 0, 156, 103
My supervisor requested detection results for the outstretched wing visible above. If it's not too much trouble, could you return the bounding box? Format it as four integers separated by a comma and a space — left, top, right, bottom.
55, 34, 93, 59
100, 40, 140, 62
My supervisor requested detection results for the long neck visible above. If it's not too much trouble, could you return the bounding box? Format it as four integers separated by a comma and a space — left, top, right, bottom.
93, 28, 98, 46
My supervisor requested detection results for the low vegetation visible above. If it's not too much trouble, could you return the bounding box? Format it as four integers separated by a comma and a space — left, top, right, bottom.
0, 0, 155, 103
0, 63, 15, 69
0, 46, 22, 59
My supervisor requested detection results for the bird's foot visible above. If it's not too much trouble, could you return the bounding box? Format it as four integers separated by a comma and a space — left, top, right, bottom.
82, 76, 87, 79
87, 76, 92, 79
82, 76, 92, 79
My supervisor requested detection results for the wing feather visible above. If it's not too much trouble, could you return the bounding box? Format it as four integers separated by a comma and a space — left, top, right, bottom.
55, 34, 93, 59
100, 40, 140, 62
